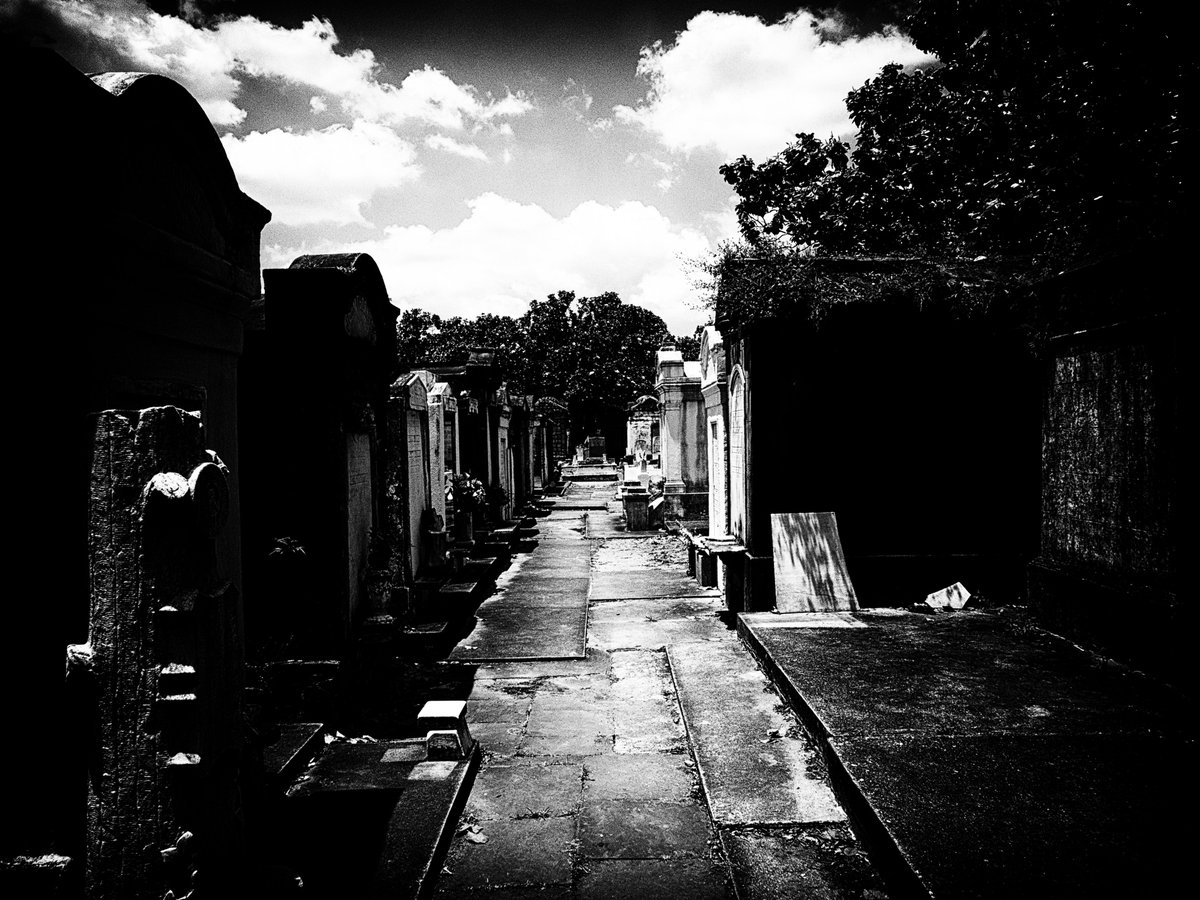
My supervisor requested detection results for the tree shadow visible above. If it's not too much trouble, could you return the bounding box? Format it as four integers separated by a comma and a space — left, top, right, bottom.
771, 511, 858, 612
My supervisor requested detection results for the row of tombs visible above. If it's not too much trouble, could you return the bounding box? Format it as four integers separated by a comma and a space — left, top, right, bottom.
4, 43, 1181, 899
633, 260, 1179, 687
5, 48, 568, 898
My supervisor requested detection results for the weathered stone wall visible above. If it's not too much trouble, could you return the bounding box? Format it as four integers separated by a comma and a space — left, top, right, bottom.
7, 47, 268, 879
80, 408, 242, 900
1027, 251, 1180, 681
1041, 343, 1171, 577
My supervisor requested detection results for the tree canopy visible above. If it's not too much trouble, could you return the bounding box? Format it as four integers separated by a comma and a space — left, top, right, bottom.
397, 291, 683, 436
720, 0, 1190, 264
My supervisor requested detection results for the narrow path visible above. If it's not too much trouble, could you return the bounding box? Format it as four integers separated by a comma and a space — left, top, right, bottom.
433, 493, 889, 899
450, 512, 592, 661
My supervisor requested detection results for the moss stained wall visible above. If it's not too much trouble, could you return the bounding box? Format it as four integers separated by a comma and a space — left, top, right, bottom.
1041, 339, 1174, 580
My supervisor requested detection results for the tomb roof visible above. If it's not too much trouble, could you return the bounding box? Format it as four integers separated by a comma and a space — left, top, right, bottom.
714, 253, 1024, 335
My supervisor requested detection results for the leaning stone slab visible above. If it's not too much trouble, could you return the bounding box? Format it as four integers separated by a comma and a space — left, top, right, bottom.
770, 512, 859, 612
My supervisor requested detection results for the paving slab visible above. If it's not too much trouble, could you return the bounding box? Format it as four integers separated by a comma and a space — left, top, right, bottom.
537, 672, 614, 698
589, 571, 721, 600
465, 689, 533, 724
608, 649, 688, 753
577, 859, 732, 900
589, 536, 721, 601
451, 602, 588, 661
583, 753, 696, 801
668, 642, 845, 826
612, 698, 687, 754
441, 815, 576, 887
551, 498, 613, 510
520, 678, 615, 755
471, 722, 526, 758
590, 596, 726, 622
466, 760, 583, 821
721, 824, 888, 900
473, 647, 612, 680
578, 799, 712, 859
591, 614, 738, 651
740, 607, 1194, 899
450, 514, 592, 661
585, 507, 661, 538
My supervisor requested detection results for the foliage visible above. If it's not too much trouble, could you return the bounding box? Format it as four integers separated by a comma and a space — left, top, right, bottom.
398, 290, 692, 436
446, 472, 486, 511
485, 485, 511, 509
396, 309, 523, 375
711, 238, 1020, 331
720, 0, 1190, 263
672, 325, 704, 361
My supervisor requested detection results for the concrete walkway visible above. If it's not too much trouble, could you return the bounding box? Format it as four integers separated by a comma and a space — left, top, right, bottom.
450, 512, 592, 661
433, 493, 889, 899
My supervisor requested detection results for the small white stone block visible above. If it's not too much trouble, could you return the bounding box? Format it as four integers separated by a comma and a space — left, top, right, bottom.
418, 700, 467, 729
419, 699, 473, 755
426, 730, 465, 760
926, 582, 971, 610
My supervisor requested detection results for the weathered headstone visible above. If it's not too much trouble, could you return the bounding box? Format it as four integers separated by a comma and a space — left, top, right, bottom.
770, 512, 859, 612
75, 407, 243, 899
585, 434, 606, 461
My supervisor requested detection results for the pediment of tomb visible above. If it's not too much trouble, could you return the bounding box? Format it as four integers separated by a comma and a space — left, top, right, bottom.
88, 70, 271, 276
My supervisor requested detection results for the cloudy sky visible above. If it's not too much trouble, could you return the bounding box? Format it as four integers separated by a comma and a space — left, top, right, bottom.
7, 0, 931, 334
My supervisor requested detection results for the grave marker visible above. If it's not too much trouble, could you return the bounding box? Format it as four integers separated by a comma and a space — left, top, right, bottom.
770, 512, 859, 612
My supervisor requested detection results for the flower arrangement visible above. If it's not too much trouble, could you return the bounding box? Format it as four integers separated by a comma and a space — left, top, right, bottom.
447, 472, 486, 511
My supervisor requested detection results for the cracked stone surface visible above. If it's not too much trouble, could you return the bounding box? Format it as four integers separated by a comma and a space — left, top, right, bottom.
433, 503, 877, 898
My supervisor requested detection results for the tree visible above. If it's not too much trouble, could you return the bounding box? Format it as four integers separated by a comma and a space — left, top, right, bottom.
720, 0, 1190, 263
397, 291, 684, 438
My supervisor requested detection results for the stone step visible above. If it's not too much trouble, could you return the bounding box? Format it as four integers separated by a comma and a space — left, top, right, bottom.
666, 641, 844, 827
281, 739, 480, 899
471, 541, 509, 561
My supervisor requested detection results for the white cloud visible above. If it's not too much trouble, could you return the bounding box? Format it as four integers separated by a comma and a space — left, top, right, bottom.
425, 134, 489, 162
221, 122, 420, 226
309, 96, 327, 114
625, 152, 677, 193
47, 1, 532, 130
614, 10, 933, 160
275, 194, 713, 333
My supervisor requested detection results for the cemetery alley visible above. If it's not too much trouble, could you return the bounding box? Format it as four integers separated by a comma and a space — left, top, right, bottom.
275, 471, 1189, 900
4, 9, 1186, 898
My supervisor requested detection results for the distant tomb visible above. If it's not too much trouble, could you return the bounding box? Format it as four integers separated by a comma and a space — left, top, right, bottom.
585, 434, 607, 462
771, 512, 859, 612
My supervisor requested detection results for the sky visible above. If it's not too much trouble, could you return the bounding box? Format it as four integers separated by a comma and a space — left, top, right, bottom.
6, 0, 932, 335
